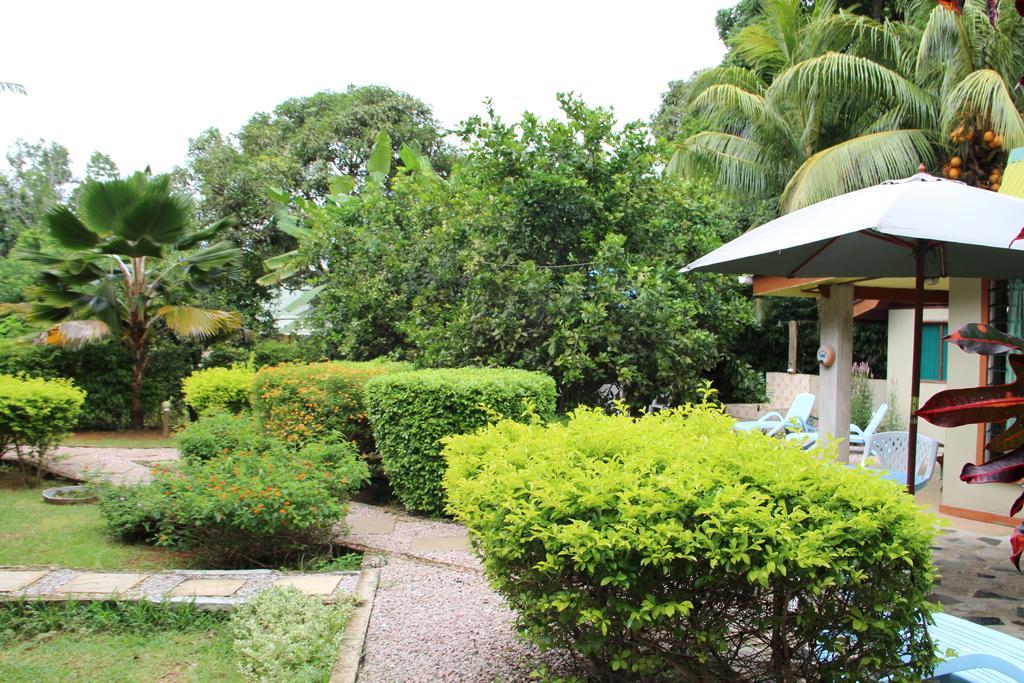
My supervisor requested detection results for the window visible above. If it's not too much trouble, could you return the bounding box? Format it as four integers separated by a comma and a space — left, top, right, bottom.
919, 322, 948, 381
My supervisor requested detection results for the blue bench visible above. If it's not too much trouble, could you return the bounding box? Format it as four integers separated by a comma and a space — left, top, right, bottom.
928, 612, 1024, 682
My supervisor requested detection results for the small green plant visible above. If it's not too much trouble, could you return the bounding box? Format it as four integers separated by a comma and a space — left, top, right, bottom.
879, 389, 904, 432
229, 586, 356, 682
99, 445, 369, 567
182, 365, 254, 416
175, 413, 273, 464
252, 360, 409, 451
444, 402, 939, 680
365, 367, 557, 516
0, 599, 227, 644
0, 374, 86, 486
850, 361, 874, 429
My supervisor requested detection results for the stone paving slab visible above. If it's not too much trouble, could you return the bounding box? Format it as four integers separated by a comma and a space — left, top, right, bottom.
0, 568, 360, 608
409, 536, 470, 552
169, 578, 246, 597
349, 515, 397, 535
0, 570, 48, 592
57, 572, 147, 595
275, 575, 343, 596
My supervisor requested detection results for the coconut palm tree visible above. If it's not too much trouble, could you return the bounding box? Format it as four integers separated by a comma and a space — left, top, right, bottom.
6, 172, 242, 428
670, 0, 1024, 212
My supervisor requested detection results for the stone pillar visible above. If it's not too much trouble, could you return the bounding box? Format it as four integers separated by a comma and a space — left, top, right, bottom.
817, 284, 854, 462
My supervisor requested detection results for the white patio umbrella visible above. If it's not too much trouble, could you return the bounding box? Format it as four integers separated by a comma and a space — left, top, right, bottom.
683, 173, 1024, 493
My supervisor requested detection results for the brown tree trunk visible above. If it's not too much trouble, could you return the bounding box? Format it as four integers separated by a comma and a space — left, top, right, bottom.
128, 322, 149, 431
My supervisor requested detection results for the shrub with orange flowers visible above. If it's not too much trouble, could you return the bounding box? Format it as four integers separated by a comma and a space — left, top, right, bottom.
251, 360, 410, 452
99, 439, 369, 567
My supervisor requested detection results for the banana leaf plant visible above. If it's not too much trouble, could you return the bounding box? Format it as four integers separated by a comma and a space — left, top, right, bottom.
258, 129, 439, 296
1, 172, 242, 429
916, 322, 1024, 570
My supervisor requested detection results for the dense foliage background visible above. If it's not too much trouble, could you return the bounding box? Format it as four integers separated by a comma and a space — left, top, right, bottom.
2, 0, 1021, 416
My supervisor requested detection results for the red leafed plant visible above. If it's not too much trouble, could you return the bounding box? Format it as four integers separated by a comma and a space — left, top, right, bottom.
916, 323, 1024, 571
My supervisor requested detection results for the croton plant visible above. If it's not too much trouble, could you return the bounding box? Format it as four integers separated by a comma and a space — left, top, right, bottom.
917, 323, 1024, 571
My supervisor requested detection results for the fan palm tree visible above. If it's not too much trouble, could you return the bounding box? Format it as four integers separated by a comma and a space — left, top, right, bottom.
6, 172, 242, 429
670, 0, 1024, 212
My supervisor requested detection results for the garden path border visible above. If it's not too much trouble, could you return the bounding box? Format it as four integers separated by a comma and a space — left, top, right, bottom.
331, 558, 382, 683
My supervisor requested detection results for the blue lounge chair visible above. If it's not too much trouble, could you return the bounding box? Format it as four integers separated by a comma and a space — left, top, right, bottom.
734, 393, 815, 437
927, 612, 1024, 682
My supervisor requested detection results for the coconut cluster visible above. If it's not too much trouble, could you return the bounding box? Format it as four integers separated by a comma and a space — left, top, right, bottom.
942, 125, 1007, 191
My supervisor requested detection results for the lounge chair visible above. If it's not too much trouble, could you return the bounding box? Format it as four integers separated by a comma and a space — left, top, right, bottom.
850, 403, 888, 447
861, 431, 939, 489
784, 403, 888, 451
734, 393, 815, 438
926, 612, 1024, 682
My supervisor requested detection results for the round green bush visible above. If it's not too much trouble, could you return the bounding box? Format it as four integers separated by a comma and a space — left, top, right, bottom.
0, 374, 86, 484
365, 367, 556, 516
443, 403, 939, 681
251, 360, 409, 451
182, 365, 255, 416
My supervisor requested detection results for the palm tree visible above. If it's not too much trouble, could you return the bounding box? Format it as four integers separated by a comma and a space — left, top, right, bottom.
670, 0, 1024, 212
6, 172, 242, 429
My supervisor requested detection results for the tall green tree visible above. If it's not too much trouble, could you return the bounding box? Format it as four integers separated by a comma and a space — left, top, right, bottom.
6, 172, 242, 429
0, 140, 75, 256
670, 0, 1024, 212
279, 98, 761, 406
183, 85, 451, 333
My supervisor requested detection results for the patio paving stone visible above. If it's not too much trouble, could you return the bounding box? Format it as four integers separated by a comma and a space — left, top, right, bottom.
349, 515, 397, 535
273, 575, 342, 596
409, 535, 470, 552
168, 578, 245, 597
57, 572, 146, 595
0, 570, 48, 592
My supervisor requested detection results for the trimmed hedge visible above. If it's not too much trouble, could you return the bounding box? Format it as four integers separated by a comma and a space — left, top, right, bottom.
365, 367, 556, 516
182, 365, 254, 416
252, 360, 409, 452
0, 374, 86, 485
443, 403, 939, 681
0, 338, 198, 430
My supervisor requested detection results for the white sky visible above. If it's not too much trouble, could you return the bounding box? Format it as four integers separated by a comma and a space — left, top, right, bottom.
1, 0, 732, 176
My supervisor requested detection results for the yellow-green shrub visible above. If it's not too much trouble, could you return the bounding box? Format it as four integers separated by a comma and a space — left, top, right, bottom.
251, 361, 409, 451
0, 374, 86, 485
182, 365, 254, 416
444, 402, 939, 681
365, 367, 556, 516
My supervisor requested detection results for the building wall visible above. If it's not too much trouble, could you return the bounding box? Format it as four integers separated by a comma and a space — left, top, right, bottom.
886, 307, 948, 443
940, 278, 1021, 523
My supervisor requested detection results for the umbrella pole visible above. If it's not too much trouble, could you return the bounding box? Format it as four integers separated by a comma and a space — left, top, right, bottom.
906, 243, 925, 495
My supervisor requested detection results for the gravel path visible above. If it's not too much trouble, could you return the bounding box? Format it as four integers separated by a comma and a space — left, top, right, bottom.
358, 557, 572, 683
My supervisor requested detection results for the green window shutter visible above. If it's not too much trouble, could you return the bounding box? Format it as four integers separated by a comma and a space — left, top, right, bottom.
920, 323, 943, 381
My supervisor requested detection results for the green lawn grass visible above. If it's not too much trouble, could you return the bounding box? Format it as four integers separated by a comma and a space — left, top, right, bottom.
0, 629, 240, 682
62, 430, 177, 449
0, 470, 195, 570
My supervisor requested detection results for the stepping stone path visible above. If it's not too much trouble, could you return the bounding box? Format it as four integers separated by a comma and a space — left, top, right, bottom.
0, 568, 358, 607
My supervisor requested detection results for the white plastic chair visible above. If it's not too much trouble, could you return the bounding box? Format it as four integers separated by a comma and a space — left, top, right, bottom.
734, 393, 815, 438
861, 431, 938, 489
